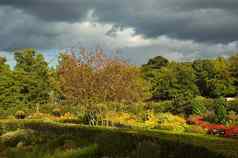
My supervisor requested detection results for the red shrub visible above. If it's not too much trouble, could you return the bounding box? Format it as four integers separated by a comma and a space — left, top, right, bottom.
187, 115, 227, 136
224, 126, 238, 137
187, 116, 204, 125
187, 115, 238, 137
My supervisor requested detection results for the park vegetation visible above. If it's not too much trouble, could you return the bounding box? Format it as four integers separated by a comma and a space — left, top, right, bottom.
0, 48, 238, 158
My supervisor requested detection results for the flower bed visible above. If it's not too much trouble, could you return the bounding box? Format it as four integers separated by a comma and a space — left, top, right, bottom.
187, 115, 238, 137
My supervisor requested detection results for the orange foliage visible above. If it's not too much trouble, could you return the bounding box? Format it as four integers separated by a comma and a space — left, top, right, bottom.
58, 48, 150, 104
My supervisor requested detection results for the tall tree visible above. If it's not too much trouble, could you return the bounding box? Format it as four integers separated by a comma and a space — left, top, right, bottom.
0, 56, 22, 108
58, 48, 150, 104
142, 56, 169, 80
193, 57, 236, 98
228, 53, 238, 95
152, 62, 199, 100
14, 49, 53, 104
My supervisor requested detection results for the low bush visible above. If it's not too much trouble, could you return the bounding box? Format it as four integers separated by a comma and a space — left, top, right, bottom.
143, 111, 158, 128
103, 112, 139, 128
150, 101, 173, 113
227, 99, 238, 113
156, 113, 187, 132
28, 112, 51, 119
226, 111, 238, 125
191, 96, 207, 115
185, 125, 208, 134
203, 111, 217, 123
15, 111, 26, 120
224, 126, 238, 138
52, 108, 62, 117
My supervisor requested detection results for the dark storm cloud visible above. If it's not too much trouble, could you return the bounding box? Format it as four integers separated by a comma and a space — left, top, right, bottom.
1, 0, 238, 43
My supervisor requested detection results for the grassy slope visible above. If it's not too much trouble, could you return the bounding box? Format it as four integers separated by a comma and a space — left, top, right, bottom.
1, 119, 238, 158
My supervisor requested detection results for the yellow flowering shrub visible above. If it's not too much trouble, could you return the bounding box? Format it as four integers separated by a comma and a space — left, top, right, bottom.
144, 112, 158, 129
28, 112, 53, 120
59, 112, 77, 120
104, 112, 138, 127
156, 113, 186, 132
55, 112, 81, 124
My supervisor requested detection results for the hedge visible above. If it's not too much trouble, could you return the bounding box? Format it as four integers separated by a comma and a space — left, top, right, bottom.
1, 119, 238, 158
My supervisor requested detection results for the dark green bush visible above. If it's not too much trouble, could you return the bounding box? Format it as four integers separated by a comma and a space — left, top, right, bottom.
52, 108, 62, 117
227, 99, 238, 113
15, 111, 26, 119
150, 101, 173, 113
214, 97, 227, 124
169, 94, 193, 115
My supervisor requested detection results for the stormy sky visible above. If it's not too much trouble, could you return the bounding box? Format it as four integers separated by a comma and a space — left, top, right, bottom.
0, 0, 238, 64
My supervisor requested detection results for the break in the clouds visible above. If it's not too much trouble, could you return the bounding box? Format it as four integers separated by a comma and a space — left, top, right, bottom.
0, 0, 238, 64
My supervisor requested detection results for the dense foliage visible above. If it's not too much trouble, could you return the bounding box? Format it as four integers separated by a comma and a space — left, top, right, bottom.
143, 55, 238, 100
1, 49, 238, 157
58, 48, 150, 104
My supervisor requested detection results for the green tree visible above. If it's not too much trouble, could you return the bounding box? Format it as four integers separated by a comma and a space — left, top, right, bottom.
14, 49, 53, 104
209, 57, 236, 97
0, 56, 27, 118
192, 59, 214, 96
152, 62, 199, 100
143, 56, 169, 69
228, 53, 238, 94
142, 56, 169, 81
193, 57, 236, 98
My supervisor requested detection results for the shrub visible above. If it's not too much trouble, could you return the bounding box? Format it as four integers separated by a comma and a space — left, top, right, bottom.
203, 111, 217, 123
52, 108, 62, 117
28, 112, 48, 119
226, 111, 238, 125
156, 113, 186, 132
214, 97, 227, 124
104, 112, 139, 128
185, 125, 208, 134
143, 111, 158, 129
170, 94, 194, 115
187, 115, 204, 125
192, 96, 207, 115
127, 102, 147, 115
203, 124, 226, 136
57, 112, 81, 124
15, 111, 26, 119
224, 126, 238, 138
150, 101, 173, 113
227, 99, 238, 113
81, 111, 98, 126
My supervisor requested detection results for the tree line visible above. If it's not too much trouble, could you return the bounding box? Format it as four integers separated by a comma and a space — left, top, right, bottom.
0, 48, 238, 112
142, 54, 238, 100
0, 48, 149, 111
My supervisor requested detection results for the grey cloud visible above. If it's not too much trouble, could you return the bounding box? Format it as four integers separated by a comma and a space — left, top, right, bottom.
123, 39, 238, 64
0, 0, 238, 43
0, 0, 238, 63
